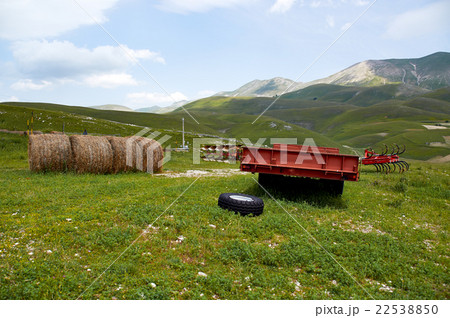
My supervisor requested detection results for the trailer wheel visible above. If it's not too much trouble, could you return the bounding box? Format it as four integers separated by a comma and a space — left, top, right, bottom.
218, 193, 264, 216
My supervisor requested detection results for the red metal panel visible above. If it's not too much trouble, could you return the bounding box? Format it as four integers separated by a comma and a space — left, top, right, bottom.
361, 154, 399, 165
240, 145, 359, 181
272, 144, 340, 154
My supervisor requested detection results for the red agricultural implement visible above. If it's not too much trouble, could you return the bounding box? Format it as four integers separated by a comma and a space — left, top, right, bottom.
240, 144, 360, 195
200, 144, 241, 162
361, 144, 409, 173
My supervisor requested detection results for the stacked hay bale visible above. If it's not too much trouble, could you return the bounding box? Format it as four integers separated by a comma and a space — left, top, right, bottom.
106, 136, 132, 173
28, 134, 164, 174
124, 136, 164, 173
28, 134, 72, 172
70, 135, 113, 174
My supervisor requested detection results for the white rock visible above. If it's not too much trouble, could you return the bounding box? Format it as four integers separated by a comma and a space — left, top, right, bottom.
209, 224, 216, 229
198, 272, 208, 277
46, 250, 52, 254
150, 283, 156, 288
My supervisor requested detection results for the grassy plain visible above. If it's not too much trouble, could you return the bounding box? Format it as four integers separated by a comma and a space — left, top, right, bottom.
0, 133, 448, 299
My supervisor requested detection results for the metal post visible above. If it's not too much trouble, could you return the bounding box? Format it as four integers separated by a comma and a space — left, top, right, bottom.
182, 117, 185, 149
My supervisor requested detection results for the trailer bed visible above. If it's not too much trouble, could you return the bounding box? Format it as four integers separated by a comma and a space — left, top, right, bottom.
240, 144, 359, 182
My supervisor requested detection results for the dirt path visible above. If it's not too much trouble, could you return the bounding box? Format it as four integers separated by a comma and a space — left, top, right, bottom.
0, 129, 43, 135
427, 155, 450, 163
156, 169, 248, 178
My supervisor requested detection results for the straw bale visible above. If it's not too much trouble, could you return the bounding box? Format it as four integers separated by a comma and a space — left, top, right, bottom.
28, 134, 72, 172
106, 136, 130, 173
70, 135, 113, 174
125, 136, 164, 173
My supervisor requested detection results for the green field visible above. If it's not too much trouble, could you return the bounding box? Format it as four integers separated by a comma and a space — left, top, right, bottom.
0, 133, 448, 300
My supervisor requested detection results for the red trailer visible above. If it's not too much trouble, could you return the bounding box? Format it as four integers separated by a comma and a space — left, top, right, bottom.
240, 144, 360, 195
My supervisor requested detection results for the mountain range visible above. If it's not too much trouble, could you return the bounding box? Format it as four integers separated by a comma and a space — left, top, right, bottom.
4, 52, 448, 161
215, 52, 450, 98
90, 101, 187, 114
91, 52, 449, 112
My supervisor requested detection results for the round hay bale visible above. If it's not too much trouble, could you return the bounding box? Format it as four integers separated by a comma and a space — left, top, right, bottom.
28, 134, 72, 172
106, 136, 130, 173
125, 136, 164, 173
70, 135, 113, 174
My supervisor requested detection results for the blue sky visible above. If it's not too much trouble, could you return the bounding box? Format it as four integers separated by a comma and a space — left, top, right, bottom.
0, 0, 449, 109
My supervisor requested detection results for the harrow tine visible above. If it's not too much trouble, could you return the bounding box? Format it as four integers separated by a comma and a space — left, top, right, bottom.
391, 162, 396, 172
398, 144, 406, 155
398, 161, 409, 173
399, 162, 406, 173
402, 161, 410, 171
392, 143, 400, 155
387, 163, 393, 174
381, 144, 388, 156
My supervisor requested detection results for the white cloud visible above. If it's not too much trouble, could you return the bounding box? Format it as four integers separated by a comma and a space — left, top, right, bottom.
385, 1, 450, 39
84, 73, 138, 89
127, 91, 188, 107
341, 22, 352, 31
309, 0, 368, 8
310, 0, 333, 8
11, 40, 164, 80
0, 96, 19, 102
11, 79, 52, 91
326, 15, 335, 27
270, 0, 296, 13
0, 0, 118, 40
156, 0, 255, 13
352, 0, 369, 6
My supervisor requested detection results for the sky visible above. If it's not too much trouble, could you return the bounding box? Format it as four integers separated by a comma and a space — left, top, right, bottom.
0, 0, 449, 109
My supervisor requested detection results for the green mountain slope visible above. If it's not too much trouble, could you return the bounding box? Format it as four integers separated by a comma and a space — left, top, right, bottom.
2, 82, 449, 161
281, 83, 429, 106
0, 101, 219, 136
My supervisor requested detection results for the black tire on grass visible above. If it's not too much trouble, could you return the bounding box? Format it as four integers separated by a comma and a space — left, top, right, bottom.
218, 193, 264, 216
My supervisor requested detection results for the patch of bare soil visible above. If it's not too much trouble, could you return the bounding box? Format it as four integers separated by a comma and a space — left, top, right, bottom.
156, 169, 248, 178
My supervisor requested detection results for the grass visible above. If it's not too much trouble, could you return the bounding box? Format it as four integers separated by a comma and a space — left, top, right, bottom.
0, 133, 448, 300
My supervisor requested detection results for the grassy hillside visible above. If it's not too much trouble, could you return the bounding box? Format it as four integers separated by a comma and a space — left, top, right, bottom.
420, 86, 450, 102
0, 133, 448, 299
0, 104, 208, 149
404, 97, 450, 115
2, 85, 449, 161
179, 86, 449, 160
280, 84, 428, 106
0, 102, 219, 137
